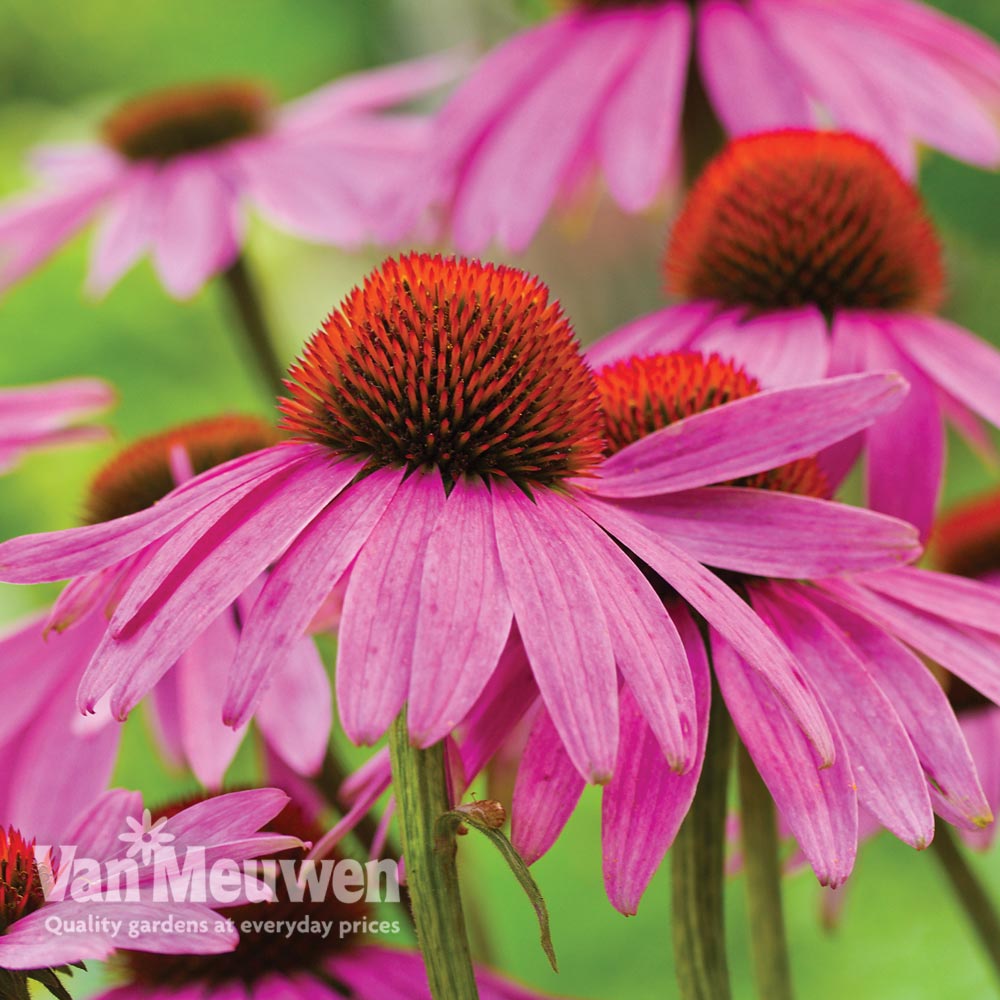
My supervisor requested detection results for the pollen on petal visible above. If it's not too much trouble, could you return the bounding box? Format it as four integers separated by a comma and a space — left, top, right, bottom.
83, 414, 279, 524
280, 253, 606, 489
595, 351, 830, 497
102, 81, 272, 162
666, 130, 945, 314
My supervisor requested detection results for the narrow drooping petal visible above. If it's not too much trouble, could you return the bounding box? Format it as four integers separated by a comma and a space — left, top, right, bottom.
150, 158, 241, 298
602, 603, 710, 915
864, 323, 943, 539
697, 0, 813, 134
584, 302, 714, 370
597, 4, 690, 211
492, 485, 619, 783
611, 488, 920, 578
409, 477, 514, 746
594, 372, 906, 498
710, 630, 857, 887
753, 583, 933, 848
226, 462, 395, 727
958, 709, 1000, 849
511, 707, 585, 866
798, 586, 991, 829
337, 470, 447, 745
580, 495, 834, 762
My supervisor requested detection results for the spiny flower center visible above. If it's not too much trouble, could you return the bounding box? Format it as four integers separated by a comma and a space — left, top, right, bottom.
666, 130, 945, 315
121, 802, 368, 987
102, 81, 272, 162
83, 415, 278, 525
596, 351, 829, 497
933, 489, 1000, 582
0, 827, 47, 935
281, 253, 606, 489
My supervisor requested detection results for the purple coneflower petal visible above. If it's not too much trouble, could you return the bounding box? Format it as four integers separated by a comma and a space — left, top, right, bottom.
511, 707, 585, 866
602, 603, 710, 915
584, 301, 713, 369
597, 3, 690, 212
958, 709, 1000, 849
59, 788, 143, 860
710, 630, 857, 888
753, 583, 933, 848
337, 470, 447, 745
226, 463, 396, 728
610, 488, 920, 578
579, 496, 835, 763
151, 158, 242, 299
697, 0, 813, 134
409, 477, 513, 747
594, 372, 907, 499
492, 485, 619, 783
797, 586, 991, 829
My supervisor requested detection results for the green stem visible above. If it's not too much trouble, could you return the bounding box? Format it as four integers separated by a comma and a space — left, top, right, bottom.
931, 824, 1000, 984
672, 678, 734, 1000
739, 743, 794, 1000
219, 254, 286, 399
389, 709, 480, 1000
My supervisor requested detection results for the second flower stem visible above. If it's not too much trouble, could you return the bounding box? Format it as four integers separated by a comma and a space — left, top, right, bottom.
389, 709, 480, 1000
672, 679, 734, 1000
220, 254, 287, 399
739, 742, 794, 1000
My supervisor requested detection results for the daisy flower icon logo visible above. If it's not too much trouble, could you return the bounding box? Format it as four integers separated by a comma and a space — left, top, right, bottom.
119, 808, 176, 865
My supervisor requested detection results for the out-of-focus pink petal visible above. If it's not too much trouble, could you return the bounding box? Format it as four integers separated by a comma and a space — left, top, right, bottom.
697, 0, 814, 134
337, 470, 447, 745
597, 3, 690, 211
754, 582, 933, 848
511, 707, 586, 866
151, 157, 242, 299
409, 477, 513, 746
711, 629, 857, 887
228, 463, 396, 728
612, 488, 919, 577
593, 372, 907, 498
584, 302, 716, 370
602, 602, 710, 914
492, 484, 619, 783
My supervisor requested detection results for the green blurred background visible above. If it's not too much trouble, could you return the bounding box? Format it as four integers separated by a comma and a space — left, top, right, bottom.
1, 1, 1000, 997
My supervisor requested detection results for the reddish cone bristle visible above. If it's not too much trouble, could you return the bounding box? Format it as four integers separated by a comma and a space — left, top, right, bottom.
122, 802, 368, 987
596, 352, 830, 497
667, 131, 945, 314
102, 81, 271, 162
933, 488, 1000, 581
84, 415, 278, 524
281, 253, 606, 489
0, 827, 47, 935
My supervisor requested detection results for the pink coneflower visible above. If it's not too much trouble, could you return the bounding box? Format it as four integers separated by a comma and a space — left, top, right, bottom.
931, 489, 1000, 850
434, 0, 1000, 252
0, 254, 917, 786
0, 415, 331, 838
589, 129, 1000, 538
0, 378, 113, 473
92, 801, 564, 1000
0, 57, 453, 299
504, 352, 998, 912
0, 787, 300, 995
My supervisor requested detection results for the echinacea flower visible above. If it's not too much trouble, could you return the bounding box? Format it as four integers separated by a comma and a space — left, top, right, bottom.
0, 787, 300, 996
0, 56, 454, 299
0, 415, 331, 839
433, 0, 1000, 252
0, 378, 113, 474
931, 488, 1000, 850
91, 799, 566, 1000
503, 352, 998, 912
0, 254, 917, 788
589, 129, 1000, 538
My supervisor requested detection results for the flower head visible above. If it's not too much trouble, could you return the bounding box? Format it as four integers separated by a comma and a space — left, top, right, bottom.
590, 129, 1000, 539
0, 57, 455, 298
0, 255, 916, 792
433, 0, 1000, 252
